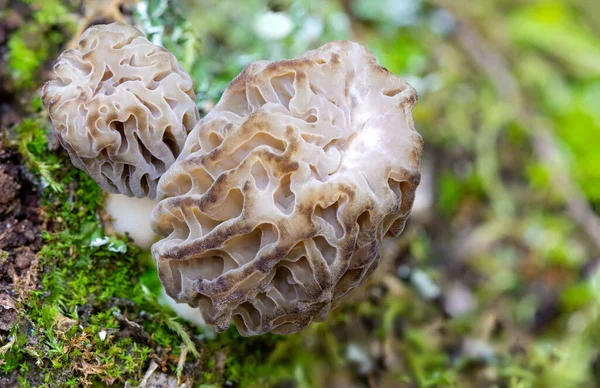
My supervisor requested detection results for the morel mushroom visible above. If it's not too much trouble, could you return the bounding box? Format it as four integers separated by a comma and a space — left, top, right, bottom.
152, 41, 423, 336
42, 23, 199, 198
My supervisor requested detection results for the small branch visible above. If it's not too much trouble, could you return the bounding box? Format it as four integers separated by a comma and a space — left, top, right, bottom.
176, 344, 188, 386
138, 360, 159, 388
67, 0, 129, 49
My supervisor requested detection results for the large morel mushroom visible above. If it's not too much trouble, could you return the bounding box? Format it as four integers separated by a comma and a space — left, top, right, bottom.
152, 41, 423, 335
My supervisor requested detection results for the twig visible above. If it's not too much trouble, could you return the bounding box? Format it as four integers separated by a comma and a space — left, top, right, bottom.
138, 360, 159, 388
0, 333, 16, 355
176, 343, 188, 386
67, 0, 130, 49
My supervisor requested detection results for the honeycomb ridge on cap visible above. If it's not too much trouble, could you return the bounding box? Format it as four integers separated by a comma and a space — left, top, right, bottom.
152, 41, 423, 336
42, 23, 199, 198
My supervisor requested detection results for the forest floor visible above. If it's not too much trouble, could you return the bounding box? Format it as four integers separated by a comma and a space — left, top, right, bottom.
1, 0, 599, 387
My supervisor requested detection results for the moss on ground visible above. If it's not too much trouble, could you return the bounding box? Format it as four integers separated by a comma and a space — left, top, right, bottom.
4, 0, 75, 91
0, 0, 599, 387
2, 114, 293, 386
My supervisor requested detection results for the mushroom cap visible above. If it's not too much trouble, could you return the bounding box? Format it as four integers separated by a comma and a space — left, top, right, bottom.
41, 23, 199, 198
151, 41, 423, 336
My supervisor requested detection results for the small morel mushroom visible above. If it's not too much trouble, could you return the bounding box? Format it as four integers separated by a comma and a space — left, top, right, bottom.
42, 23, 199, 198
152, 41, 423, 336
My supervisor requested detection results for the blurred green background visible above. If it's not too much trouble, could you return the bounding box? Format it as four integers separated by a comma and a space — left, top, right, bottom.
0, 0, 599, 387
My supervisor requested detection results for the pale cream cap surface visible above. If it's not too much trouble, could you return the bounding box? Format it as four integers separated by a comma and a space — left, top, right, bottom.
42, 23, 199, 198
152, 41, 423, 336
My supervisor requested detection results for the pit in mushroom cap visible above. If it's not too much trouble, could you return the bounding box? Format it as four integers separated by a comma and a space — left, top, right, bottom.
41, 23, 199, 199
151, 41, 423, 336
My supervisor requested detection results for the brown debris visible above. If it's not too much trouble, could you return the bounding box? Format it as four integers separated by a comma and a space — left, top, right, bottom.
0, 293, 17, 331
0, 165, 20, 206
0, 137, 42, 329
67, 0, 138, 48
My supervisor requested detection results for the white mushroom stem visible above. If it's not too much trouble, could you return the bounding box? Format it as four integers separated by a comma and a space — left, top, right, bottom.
105, 194, 208, 329
160, 290, 207, 327
105, 194, 158, 250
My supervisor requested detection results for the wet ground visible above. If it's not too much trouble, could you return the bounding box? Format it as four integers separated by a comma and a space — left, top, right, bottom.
0, 139, 42, 332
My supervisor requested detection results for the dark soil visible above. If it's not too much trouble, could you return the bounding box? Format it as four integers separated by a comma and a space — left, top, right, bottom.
0, 135, 42, 332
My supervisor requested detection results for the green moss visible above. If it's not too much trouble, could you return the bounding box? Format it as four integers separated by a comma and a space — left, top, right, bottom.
3, 117, 199, 386
13, 118, 63, 193
4, 116, 297, 386
2, 1, 599, 387
7, 33, 44, 89
437, 171, 485, 217
7, 0, 75, 90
